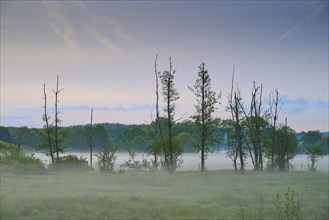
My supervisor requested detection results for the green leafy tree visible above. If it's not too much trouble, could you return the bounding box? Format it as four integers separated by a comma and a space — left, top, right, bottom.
92, 124, 110, 150
0, 126, 12, 143
222, 119, 240, 171
274, 125, 298, 171
115, 125, 147, 151
188, 62, 221, 172
301, 130, 322, 147
306, 144, 325, 171
300, 130, 323, 153
13, 126, 30, 153
148, 137, 162, 170
159, 57, 180, 174
317, 135, 329, 154
64, 125, 88, 150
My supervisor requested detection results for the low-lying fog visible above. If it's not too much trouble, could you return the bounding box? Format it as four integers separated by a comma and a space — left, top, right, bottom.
34, 151, 329, 172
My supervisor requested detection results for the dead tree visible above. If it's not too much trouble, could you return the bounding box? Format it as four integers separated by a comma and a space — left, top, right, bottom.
269, 89, 281, 171
227, 71, 245, 173
43, 83, 54, 163
241, 81, 265, 170
153, 54, 166, 171
52, 75, 64, 162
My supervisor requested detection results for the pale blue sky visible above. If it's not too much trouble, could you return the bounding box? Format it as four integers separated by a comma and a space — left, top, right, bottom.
1, 1, 328, 132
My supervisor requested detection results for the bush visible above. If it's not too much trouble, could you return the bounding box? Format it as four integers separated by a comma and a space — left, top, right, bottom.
120, 149, 151, 171
97, 145, 117, 172
0, 147, 45, 172
275, 187, 302, 220
49, 154, 90, 171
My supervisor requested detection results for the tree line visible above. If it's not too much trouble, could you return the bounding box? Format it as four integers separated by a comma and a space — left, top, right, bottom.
1, 56, 327, 173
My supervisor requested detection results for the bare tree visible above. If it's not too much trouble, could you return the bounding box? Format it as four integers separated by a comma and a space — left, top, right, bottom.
227, 71, 245, 173
43, 83, 54, 163
154, 54, 167, 171
269, 89, 281, 171
159, 57, 180, 174
189, 62, 220, 172
241, 81, 267, 170
52, 75, 64, 162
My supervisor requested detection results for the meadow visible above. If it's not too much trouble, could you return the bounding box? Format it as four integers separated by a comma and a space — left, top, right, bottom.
1, 170, 328, 219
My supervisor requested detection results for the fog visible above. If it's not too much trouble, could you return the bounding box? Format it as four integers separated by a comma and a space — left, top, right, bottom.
34, 151, 329, 172
2, 152, 328, 219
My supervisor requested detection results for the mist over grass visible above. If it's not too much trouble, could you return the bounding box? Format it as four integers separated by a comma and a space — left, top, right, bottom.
1, 170, 328, 219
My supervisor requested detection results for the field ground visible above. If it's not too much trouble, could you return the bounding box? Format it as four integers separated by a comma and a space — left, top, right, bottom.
1, 170, 328, 219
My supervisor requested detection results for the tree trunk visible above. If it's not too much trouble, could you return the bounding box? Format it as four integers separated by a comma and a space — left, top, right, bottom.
53, 75, 63, 162
89, 108, 93, 168
43, 83, 54, 164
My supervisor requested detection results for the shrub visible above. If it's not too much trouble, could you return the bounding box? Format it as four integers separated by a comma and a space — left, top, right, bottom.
120, 149, 151, 171
97, 145, 117, 172
0, 147, 45, 172
306, 145, 325, 171
275, 187, 302, 220
49, 154, 90, 171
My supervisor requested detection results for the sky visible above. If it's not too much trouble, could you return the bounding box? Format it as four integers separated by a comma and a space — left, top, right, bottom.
1, 0, 328, 132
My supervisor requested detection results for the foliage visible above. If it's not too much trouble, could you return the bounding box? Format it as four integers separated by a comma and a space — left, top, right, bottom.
39, 127, 66, 161
49, 154, 90, 171
120, 148, 151, 171
0, 141, 13, 152
242, 115, 270, 171
301, 130, 322, 147
63, 124, 110, 151
176, 132, 197, 152
115, 125, 148, 151
222, 119, 247, 171
273, 125, 298, 171
148, 137, 162, 169
189, 63, 221, 172
299, 130, 329, 154
159, 57, 180, 173
97, 145, 117, 172
275, 187, 302, 220
161, 135, 183, 171
0, 144, 44, 172
306, 144, 326, 171
0, 126, 12, 143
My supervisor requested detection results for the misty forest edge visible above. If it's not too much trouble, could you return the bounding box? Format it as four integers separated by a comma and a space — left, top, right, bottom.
1, 56, 328, 173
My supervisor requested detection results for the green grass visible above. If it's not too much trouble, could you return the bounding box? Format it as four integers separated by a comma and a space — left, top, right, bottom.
1, 170, 328, 219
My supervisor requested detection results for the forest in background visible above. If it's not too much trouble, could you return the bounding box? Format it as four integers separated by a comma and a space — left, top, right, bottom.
0, 123, 328, 154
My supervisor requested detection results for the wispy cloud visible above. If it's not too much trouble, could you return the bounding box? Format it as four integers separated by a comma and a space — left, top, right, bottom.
42, 1, 79, 52
271, 1, 327, 47
1, 115, 35, 127
242, 2, 327, 73
87, 28, 119, 52
280, 95, 328, 115
95, 104, 153, 112
73, 1, 138, 51
15, 104, 153, 113
59, 104, 153, 112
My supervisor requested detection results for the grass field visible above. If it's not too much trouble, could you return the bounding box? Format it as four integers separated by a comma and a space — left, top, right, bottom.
1, 170, 328, 219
